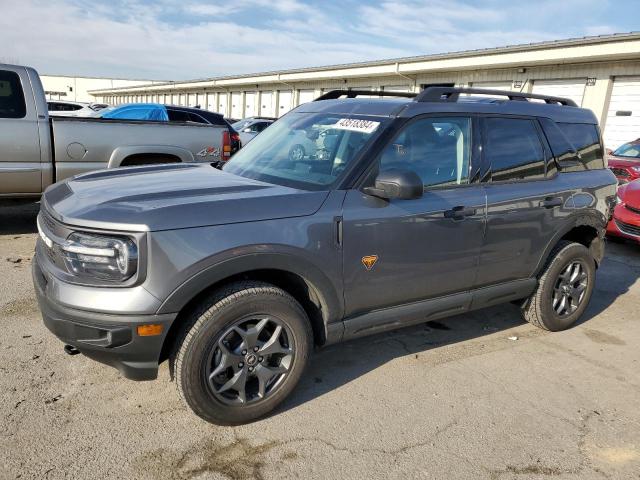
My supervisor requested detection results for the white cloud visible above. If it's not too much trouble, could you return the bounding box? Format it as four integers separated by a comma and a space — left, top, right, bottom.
0, 0, 405, 79
0, 0, 626, 80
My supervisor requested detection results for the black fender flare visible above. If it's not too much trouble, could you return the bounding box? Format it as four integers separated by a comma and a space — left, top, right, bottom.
156, 248, 344, 334
534, 211, 607, 276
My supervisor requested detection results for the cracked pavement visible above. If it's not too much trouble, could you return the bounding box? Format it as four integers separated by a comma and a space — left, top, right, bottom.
1, 202, 639, 479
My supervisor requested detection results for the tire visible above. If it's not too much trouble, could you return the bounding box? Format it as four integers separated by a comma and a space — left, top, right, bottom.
521, 241, 596, 331
288, 144, 305, 162
172, 281, 312, 425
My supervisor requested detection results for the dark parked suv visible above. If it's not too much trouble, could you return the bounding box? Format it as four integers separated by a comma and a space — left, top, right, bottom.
33, 87, 617, 424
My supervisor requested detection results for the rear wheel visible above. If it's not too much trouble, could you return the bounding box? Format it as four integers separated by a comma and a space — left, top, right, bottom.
172, 281, 312, 425
521, 241, 596, 331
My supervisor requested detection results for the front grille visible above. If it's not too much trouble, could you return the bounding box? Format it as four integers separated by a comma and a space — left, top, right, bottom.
41, 208, 57, 233
615, 219, 640, 237
610, 167, 630, 178
38, 210, 68, 271
626, 204, 640, 215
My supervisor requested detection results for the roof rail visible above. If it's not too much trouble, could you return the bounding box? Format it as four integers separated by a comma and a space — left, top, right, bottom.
415, 87, 578, 107
315, 89, 418, 101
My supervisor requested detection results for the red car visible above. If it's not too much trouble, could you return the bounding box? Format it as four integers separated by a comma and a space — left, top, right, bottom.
608, 139, 640, 183
607, 179, 640, 243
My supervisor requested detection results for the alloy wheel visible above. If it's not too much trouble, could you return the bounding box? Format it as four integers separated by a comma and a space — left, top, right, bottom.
552, 261, 588, 317
205, 316, 294, 405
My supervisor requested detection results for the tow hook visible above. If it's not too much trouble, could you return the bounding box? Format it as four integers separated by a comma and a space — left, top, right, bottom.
64, 344, 80, 356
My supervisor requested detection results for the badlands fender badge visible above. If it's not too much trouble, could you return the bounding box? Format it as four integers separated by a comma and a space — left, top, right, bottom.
362, 255, 378, 271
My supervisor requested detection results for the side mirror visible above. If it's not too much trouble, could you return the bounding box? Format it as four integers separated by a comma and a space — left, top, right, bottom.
605, 148, 613, 155
243, 128, 253, 133
363, 168, 423, 200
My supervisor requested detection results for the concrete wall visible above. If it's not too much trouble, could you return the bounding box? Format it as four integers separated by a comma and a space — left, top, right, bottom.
40, 75, 160, 103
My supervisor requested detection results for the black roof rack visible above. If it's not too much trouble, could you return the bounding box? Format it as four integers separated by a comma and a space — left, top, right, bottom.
415, 87, 578, 106
315, 90, 418, 101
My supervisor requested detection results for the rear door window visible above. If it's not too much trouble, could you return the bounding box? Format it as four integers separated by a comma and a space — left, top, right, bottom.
0, 70, 26, 119
484, 118, 546, 181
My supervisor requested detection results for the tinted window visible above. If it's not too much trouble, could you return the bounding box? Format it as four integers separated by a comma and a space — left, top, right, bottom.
49, 102, 83, 112
380, 117, 471, 188
557, 123, 603, 169
187, 112, 208, 124
613, 141, 640, 159
0, 70, 26, 119
485, 118, 545, 181
167, 109, 191, 122
198, 112, 226, 126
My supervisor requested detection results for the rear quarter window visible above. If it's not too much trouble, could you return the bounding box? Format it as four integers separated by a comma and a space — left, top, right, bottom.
557, 122, 604, 170
0, 70, 27, 119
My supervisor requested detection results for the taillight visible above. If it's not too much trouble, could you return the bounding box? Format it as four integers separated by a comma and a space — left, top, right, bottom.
222, 131, 232, 160
222, 130, 241, 161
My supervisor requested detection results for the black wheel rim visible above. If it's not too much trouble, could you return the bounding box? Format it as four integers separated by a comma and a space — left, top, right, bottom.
205, 316, 294, 405
552, 260, 588, 317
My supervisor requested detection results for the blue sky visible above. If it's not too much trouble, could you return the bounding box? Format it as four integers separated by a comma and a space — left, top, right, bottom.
0, 0, 637, 80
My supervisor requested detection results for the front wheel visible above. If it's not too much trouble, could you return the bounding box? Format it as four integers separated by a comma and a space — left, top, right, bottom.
172, 281, 312, 425
521, 241, 596, 331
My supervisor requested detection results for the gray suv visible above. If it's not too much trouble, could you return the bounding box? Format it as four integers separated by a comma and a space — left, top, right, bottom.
33, 88, 617, 425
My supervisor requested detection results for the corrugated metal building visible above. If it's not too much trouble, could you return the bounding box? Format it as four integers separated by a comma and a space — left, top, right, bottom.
90, 32, 640, 149
40, 75, 162, 103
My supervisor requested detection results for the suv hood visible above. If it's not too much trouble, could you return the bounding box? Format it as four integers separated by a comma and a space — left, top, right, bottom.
43, 163, 329, 231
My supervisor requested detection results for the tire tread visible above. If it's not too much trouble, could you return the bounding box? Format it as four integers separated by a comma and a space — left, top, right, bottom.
170, 281, 310, 424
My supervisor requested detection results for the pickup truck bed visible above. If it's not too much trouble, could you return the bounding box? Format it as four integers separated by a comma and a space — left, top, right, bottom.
0, 63, 236, 198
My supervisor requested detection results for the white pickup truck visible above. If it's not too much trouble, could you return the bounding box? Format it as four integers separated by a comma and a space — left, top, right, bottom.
0, 64, 240, 198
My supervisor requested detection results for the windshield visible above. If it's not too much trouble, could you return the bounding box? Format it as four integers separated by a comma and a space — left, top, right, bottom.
231, 120, 253, 130
224, 112, 386, 190
613, 142, 640, 158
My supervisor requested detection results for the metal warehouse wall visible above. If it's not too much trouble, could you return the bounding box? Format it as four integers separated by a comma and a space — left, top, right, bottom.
41, 76, 162, 103
97, 60, 640, 136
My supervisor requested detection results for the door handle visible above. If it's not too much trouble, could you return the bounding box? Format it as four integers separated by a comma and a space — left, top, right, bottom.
541, 197, 563, 209
444, 205, 477, 220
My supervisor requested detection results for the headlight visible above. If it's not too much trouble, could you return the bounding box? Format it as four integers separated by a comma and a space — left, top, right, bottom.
631, 166, 640, 173
60, 232, 138, 282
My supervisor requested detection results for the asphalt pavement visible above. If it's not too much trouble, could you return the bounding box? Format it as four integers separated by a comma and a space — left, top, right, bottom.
1, 202, 639, 479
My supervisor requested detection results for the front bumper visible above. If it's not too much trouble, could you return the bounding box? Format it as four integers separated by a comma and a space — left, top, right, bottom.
33, 256, 176, 381
606, 204, 640, 244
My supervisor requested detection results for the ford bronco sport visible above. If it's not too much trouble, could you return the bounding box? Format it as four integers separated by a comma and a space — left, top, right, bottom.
33, 87, 617, 425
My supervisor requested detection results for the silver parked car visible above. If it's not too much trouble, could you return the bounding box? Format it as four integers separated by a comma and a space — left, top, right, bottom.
47, 100, 109, 117
0, 64, 240, 198
231, 117, 275, 144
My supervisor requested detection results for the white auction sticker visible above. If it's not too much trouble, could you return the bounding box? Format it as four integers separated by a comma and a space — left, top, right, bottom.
332, 118, 380, 134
